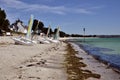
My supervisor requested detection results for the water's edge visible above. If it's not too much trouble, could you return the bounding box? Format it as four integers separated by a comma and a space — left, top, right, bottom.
68, 41, 120, 73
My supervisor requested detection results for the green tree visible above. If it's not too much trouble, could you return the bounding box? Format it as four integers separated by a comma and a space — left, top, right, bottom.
42, 27, 53, 35
38, 21, 44, 31
59, 31, 66, 37
54, 28, 57, 34
32, 19, 38, 31
0, 8, 10, 32
32, 19, 44, 31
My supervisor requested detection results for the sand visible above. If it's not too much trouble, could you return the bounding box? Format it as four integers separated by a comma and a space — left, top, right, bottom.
0, 36, 67, 80
0, 36, 120, 80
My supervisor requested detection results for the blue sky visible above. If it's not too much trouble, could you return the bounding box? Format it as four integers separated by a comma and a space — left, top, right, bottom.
0, 0, 120, 35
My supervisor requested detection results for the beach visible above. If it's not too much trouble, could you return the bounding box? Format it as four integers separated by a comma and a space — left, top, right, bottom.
0, 36, 120, 80
0, 36, 67, 80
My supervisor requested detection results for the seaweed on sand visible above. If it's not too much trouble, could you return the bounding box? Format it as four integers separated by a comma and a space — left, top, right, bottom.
64, 43, 101, 80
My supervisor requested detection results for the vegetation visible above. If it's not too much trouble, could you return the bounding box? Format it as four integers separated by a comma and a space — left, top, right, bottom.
0, 8, 10, 33
65, 43, 101, 80
70, 34, 120, 38
32, 19, 69, 37
14, 19, 23, 25
32, 19, 44, 32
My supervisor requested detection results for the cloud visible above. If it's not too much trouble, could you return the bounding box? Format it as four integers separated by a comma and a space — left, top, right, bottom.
0, 0, 66, 15
75, 8, 93, 14
0, 0, 102, 15
26, 5, 66, 15
0, 0, 27, 9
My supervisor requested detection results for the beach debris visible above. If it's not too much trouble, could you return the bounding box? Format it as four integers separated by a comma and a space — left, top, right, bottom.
65, 43, 101, 80
26, 59, 47, 67
18, 75, 22, 79
28, 76, 40, 79
26, 64, 35, 67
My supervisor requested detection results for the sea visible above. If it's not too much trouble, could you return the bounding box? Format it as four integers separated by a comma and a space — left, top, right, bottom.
69, 37, 120, 70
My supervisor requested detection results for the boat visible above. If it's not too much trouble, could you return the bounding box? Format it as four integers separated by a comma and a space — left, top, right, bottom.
38, 26, 60, 44
46, 38, 59, 43
38, 38, 50, 44
37, 26, 51, 44
12, 15, 35, 45
48, 27, 60, 43
13, 37, 32, 45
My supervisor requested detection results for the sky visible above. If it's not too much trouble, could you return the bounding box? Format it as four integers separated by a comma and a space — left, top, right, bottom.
0, 0, 120, 35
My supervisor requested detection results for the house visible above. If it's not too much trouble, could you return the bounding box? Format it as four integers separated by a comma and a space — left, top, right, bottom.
10, 20, 27, 34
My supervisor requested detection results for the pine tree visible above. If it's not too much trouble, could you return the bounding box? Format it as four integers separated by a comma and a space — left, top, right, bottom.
0, 8, 10, 32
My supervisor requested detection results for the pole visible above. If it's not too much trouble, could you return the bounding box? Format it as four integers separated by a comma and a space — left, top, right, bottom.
83, 28, 85, 42
46, 25, 50, 37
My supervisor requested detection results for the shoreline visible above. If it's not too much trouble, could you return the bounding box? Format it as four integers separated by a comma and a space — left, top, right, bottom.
70, 42, 120, 80
78, 42, 120, 72
64, 42, 101, 80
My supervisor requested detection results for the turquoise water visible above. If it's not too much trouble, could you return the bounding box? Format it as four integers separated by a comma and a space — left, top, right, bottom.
81, 38, 120, 54
71, 38, 120, 70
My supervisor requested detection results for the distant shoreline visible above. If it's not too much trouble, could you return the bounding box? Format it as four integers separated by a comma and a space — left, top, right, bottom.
63, 34, 120, 38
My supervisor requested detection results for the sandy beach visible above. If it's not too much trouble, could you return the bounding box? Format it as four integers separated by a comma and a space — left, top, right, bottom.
0, 36, 120, 80
0, 36, 67, 80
